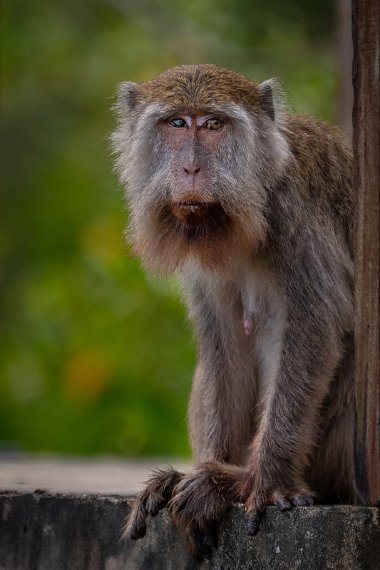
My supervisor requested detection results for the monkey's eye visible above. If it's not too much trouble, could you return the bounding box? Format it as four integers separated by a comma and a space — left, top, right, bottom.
203, 118, 224, 131
169, 118, 188, 128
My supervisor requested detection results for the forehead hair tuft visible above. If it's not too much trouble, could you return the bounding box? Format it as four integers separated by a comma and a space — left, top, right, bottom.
137, 64, 263, 113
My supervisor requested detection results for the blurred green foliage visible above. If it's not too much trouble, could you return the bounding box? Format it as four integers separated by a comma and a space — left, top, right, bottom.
1, 0, 337, 456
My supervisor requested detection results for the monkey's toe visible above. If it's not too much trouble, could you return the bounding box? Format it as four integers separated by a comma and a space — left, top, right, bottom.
290, 494, 314, 507
145, 489, 171, 516
275, 497, 292, 511
124, 497, 148, 541
273, 490, 314, 512
245, 486, 315, 537
129, 518, 147, 540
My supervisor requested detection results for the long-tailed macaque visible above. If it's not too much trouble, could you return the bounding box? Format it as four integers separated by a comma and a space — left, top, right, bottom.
112, 64, 355, 558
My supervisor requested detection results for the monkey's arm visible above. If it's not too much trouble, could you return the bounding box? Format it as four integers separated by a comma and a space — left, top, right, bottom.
182, 270, 257, 465
241, 236, 352, 530
164, 272, 256, 556
125, 274, 253, 554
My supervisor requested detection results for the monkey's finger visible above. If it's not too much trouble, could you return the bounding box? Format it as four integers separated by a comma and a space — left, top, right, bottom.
275, 497, 292, 511
290, 495, 314, 507
247, 508, 265, 536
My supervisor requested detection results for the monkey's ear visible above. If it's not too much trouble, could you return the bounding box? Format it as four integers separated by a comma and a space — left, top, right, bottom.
117, 81, 140, 110
258, 79, 282, 121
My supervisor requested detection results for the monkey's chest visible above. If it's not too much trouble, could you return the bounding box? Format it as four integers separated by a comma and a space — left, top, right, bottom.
239, 264, 284, 334
238, 264, 286, 398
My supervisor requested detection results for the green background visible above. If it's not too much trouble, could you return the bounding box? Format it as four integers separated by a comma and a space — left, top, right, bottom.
1, 0, 337, 457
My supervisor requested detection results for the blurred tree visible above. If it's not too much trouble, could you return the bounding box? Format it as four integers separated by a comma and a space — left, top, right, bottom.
0, 0, 338, 456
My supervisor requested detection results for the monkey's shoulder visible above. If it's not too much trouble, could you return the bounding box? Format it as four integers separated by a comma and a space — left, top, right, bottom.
284, 114, 351, 153
283, 115, 352, 181
276, 115, 352, 235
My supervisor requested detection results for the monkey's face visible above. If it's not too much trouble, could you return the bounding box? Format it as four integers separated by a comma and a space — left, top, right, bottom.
113, 65, 290, 274
157, 113, 234, 243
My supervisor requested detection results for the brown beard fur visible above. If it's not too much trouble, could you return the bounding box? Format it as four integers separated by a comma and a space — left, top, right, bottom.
131, 202, 261, 273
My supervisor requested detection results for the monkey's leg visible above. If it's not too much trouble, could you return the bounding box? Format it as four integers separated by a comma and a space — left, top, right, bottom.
308, 334, 355, 503
124, 467, 184, 540
240, 309, 343, 534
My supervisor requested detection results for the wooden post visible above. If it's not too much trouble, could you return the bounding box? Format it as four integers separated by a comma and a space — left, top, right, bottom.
337, 0, 353, 137
352, 0, 380, 504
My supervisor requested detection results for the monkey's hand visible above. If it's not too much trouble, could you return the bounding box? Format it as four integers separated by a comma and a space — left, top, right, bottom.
169, 461, 244, 559
123, 466, 184, 540
240, 472, 315, 536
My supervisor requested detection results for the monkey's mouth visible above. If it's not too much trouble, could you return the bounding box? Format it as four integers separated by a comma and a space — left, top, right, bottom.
171, 201, 211, 222
168, 202, 231, 240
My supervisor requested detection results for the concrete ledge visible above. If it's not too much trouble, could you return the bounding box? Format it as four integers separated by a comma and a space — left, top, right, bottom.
1, 490, 379, 570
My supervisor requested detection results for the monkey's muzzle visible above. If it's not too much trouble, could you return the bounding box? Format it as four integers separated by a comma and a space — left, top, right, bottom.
171, 202, 211, 223
167, 201, 231, 241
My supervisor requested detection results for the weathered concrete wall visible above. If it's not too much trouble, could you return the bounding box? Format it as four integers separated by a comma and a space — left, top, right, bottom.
0, 491, 379, 570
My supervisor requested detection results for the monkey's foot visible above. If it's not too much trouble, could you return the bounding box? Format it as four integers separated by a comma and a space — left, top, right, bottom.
170, 461, 244, 559
244, 488, 315, 536
124, 467, 184, 540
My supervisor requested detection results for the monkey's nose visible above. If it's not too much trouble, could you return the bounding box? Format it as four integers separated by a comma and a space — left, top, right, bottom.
183, 164, 201, 176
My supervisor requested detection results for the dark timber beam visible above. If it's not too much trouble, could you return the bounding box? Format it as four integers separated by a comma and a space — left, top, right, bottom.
352, 0, 380, 504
